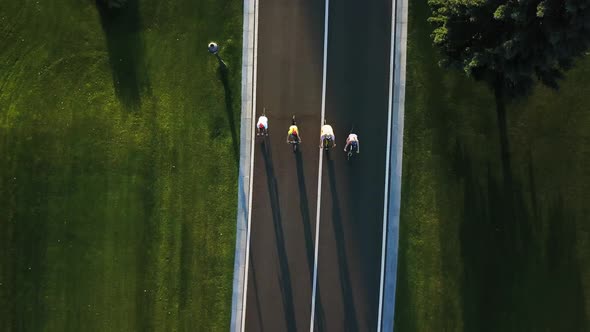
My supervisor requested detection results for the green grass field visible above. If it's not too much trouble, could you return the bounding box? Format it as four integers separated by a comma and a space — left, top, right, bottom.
395, 0, 590, 330
0, 1, 241, 331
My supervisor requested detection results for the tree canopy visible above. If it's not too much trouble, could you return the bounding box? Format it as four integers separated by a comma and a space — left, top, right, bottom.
428, 0, 590, 99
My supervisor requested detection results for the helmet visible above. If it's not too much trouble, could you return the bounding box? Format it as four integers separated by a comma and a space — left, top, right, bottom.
258, 123, 264, 129
292, 130, 298, 136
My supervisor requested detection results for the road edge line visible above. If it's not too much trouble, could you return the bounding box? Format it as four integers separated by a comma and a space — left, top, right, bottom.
230, 0, 259, 330
378, 0, 409, 329
377, 0, 397, 329
309, 0, 330, 330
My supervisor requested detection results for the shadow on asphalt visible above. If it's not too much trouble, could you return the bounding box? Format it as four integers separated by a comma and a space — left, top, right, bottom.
260, 140, 296, 332
218, 62, 240, 167
96, 0, 149, 110
326, 158, 359, 332
248, 251, 266, 332
313, 284, 326, 332
295, 150, 327, 332
295, 151, 315, 279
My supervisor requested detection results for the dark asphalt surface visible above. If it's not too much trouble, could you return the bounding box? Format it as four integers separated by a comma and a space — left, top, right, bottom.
246, 0, 392, 330
245, 0, 325, 331
315, 0, 392, 330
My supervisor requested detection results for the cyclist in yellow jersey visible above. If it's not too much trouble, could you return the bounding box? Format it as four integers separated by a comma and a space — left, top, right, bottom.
287, 116, 301, 143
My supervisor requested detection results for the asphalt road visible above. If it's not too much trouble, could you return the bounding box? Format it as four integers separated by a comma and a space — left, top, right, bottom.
314, 0, 391, 330
245, 0, 392, 330
245, 0, 325, 331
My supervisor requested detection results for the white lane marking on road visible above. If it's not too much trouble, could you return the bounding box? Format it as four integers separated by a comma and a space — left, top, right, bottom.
309, 0, 330, 330
241, 0, 260, 330
377, 0, 397, 330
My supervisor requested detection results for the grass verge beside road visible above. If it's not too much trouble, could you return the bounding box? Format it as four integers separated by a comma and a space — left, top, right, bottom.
395, 0, 590, 330
0, 1, 241, 330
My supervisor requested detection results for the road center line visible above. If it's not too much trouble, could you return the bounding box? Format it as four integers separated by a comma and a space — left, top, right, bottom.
309, 0, 330, 330
240, 0, 260, 330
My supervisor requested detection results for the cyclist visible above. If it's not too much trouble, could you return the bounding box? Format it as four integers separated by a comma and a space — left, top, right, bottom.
287, 117, 301, 144
344, 133, 360, 154
256, 114, 268, 136
319, 123, 335, 148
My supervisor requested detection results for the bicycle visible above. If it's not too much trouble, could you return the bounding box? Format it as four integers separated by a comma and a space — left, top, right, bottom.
287, 114, 301, 152
322, 136, 333, 151
321, 119, 335, 152
256, 107, 268, 137
346, 141, 358, 160
345, 126, 359, 160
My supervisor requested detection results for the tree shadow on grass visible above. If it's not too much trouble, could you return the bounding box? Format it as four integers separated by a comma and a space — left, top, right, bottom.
455, 141, 588, 331
401, 0, 588, 328
0, 142, 18, 331
96, 0, 149, 110
454, 141, 507, 332
12, 166, 49, 332
392, 163, 419, 332
218, 62, 239, 168
178, 222, 191, 310
134, 130, 158, 332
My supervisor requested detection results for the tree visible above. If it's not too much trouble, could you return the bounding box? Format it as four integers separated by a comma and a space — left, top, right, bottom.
428, 0, 590, 188
429, 0, 590, 98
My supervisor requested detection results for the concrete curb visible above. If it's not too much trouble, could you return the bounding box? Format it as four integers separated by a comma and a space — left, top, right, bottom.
230, 0, 256, 330
381, 0, 408, 329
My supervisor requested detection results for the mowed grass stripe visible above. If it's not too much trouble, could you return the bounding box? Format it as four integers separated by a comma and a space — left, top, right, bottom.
0, 0, 241, 331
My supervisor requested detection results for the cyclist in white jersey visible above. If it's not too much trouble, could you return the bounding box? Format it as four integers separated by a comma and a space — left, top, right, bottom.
344, 133, 359, 153
319, 124, 335, 148
256, 115, 268, 136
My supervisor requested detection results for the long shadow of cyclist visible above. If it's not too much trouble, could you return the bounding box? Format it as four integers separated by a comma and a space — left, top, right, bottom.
260, 139, 296, 332
295, 149, 327, 330
326, 158, 359, 331
295, 152, 314, 278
